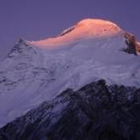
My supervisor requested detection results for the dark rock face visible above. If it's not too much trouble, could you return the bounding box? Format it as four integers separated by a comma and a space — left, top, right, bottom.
0, 80, 140, 140
8, 38, 36, 58
60, 25, 75, 36
124, 32, 140, 55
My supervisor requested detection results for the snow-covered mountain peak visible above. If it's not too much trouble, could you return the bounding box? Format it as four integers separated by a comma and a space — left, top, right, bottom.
76, 18, 121, 35
1, 18, 140, 128
60, 18, 121, 37
28, 19, 123, 48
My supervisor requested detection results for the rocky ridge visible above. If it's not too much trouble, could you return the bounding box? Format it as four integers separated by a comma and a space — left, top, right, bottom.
0, 80, 140, 140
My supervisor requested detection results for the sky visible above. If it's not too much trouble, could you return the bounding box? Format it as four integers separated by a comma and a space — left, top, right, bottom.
0, 0, 140, 61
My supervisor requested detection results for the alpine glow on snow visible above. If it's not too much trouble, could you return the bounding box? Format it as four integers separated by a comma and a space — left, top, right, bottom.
0, 19, 140, 128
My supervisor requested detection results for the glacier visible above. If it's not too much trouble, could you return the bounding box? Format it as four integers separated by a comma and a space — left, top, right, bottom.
0, 18, 140, 128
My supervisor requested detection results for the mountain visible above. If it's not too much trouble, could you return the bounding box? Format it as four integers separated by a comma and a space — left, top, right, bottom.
0, 18, 140, 138
0, 80, 140, 140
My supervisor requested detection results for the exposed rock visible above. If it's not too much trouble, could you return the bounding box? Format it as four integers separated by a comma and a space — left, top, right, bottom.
124, 32, 140, 55
8, 38, 35, 58
59, 26, 76, 36
0, 80, 140, 140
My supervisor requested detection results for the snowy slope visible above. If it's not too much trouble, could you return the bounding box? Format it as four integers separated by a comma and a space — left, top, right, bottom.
0, 18, 140, 128
29, 19, 122, 48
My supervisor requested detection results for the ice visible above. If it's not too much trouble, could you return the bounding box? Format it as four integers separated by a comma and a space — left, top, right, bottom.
0, 18, 140, 128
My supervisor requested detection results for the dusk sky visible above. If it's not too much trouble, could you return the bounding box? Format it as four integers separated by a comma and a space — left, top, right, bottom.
0, 0, 140, 61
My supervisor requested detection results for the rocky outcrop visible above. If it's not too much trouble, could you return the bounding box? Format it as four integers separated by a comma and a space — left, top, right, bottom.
0, 80, 140, 140
124, 32, 140, 55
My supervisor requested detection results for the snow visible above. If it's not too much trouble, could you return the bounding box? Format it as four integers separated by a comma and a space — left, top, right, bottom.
0, 18, 140, 128
28, 19, 122, 48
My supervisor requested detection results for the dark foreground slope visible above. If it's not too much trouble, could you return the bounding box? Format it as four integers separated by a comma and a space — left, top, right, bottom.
0, 80, 140, 140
